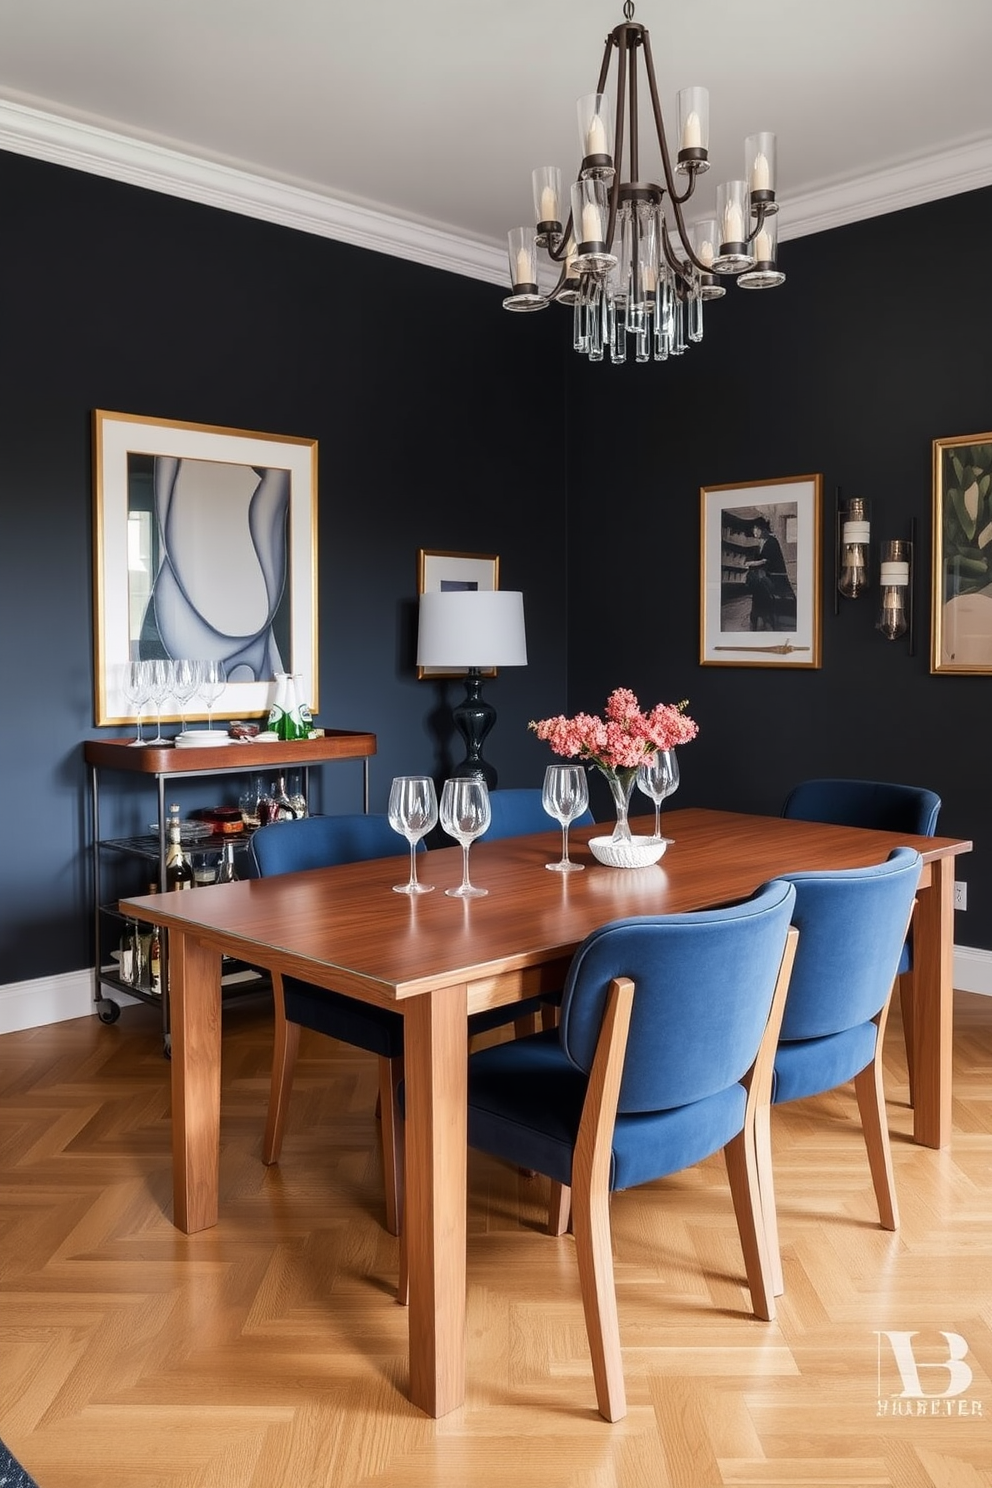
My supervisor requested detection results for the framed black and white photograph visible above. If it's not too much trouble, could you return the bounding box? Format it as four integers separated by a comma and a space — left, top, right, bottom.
700, 474, 822, 668
93, 410, 318, 724
931, 431, 992, 674
416, 549, 498, 678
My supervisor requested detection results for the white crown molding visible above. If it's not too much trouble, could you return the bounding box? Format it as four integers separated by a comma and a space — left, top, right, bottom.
776, 136, 992, 241
2, 96, 992, 283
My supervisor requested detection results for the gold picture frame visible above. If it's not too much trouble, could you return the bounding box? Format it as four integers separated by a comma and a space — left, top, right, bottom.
931, 432, 992, 674
93, 410, 318, 725
700, 474, 822, 668
416, 549, 499, 679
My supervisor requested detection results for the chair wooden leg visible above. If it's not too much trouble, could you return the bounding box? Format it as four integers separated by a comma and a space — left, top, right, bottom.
263, 985, 301, 1165
540, 1001, 560, 1032
379, 1055, 405, 1238
898, 970, 915, 1108
751, 1099, 784, 1298
513, 1012, 539, 1039
548, 1181, 572, 1236
724, 1127, 777, 1321
854, 1007, 899, 1231
572, 1174, 625, 1423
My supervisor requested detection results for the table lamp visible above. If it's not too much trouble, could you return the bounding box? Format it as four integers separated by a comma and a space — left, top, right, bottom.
416, 590, 528, 788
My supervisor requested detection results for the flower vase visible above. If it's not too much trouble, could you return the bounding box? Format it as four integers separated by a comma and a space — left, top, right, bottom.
602, 768, 637, 845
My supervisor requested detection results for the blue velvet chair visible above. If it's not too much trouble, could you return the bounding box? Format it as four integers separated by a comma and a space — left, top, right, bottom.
781, 778, 940, 1100
462, 879, 798, 1421
251, 814, 546, 1236
758, 847, 922, 1297
479, 786, 595, 842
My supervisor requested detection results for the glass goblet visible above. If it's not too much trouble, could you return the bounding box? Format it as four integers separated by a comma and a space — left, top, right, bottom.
388, 775, 438, 894
198, 659, 227, 729
439, 777, 491, 898
171, 658, 199, 731
143, 658, 171, 744
542, 763, 589, 872
636, 749, 680, 842
121, 660, 151, 746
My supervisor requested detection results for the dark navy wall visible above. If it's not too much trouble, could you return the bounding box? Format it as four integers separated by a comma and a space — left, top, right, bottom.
564, 186, 991, 946
0, 149, 570, 985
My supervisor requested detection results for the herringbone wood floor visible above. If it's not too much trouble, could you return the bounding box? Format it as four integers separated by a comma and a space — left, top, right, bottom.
1, 991, 990, 1487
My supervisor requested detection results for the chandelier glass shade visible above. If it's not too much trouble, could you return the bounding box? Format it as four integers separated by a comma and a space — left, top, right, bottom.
503, 1, 786, 363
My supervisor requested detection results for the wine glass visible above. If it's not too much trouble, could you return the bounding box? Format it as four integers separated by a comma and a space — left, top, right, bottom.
143, 658, 171, 744
636, 749, 680, 842
198, 659, 227, 729
542, 763, 589, 872
439, 778, 491, 898
121, 660, 151, 746
171, 658, 199, 731
388, 776, 438, 894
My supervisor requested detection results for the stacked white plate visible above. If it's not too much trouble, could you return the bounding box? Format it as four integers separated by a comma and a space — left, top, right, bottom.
174, 730, 231, 748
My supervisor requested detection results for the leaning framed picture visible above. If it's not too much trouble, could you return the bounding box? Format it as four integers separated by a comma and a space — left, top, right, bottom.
416, 549, 499, 678
93, 410, 318, 726
931, 432, 992, 674
700, 474, 822, 668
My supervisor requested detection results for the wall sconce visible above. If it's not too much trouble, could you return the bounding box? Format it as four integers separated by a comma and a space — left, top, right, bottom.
877, 538, 912, 643
837, 496, 871, 599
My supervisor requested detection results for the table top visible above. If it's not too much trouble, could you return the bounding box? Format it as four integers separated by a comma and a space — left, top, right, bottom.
120, 807, 971, 1008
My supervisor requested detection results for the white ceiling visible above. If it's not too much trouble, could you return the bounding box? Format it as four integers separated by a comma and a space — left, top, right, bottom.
2, 0, 991, 285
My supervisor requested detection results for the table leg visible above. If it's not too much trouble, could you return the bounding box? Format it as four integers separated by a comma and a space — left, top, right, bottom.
910, 855, 954, 1149
402, 982, 468, 1418
169, 931, 223, 1232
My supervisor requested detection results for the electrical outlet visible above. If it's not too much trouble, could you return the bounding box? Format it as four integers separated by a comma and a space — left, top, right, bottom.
954, 881, 967, 911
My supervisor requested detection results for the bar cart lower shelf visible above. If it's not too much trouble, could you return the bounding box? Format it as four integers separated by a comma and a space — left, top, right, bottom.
86, 731, 376, 1055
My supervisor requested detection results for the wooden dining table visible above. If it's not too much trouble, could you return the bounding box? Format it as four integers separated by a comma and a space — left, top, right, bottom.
119, 806, 971, 1419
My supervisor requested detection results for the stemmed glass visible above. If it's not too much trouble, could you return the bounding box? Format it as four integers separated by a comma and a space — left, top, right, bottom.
198, 660, 227, 728
121, 660, 151, 746
542, 763, 589, 872
172, 658, 200, 731
144, 659, 171, 744
439, 778, 491, 898
388, 776, 438, 894
636, 749, 680, 842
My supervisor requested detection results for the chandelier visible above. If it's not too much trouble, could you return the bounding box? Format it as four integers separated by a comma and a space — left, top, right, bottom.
503, 1, 785, 364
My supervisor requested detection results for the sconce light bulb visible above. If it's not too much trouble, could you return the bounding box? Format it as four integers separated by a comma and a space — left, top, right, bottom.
877, 540, 911, 641
837, 498, 871, 600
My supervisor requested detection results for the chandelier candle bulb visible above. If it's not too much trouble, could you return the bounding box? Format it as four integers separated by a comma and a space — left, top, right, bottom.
586, 114, 607, 156
540, 185, 558, 221
581, 201, 603, 242
515, 246, 533, 284
750, 152, 770, 191
754, 229, 773, 262
681, 111, 702, 150
723, 201, 744, 244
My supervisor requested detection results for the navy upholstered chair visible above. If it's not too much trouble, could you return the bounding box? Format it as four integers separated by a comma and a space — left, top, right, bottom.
479, 786, 595, 842
758, 848, 922, 1297
462, 880, 798, 1421
781, 778, 940, 1099
250, 814, 546, 1236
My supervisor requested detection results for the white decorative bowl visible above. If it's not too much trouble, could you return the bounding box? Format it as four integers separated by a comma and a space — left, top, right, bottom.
588, 834, 668, 869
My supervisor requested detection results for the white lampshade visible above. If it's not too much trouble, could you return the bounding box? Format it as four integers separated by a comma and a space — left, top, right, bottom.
416, 591, 528, 669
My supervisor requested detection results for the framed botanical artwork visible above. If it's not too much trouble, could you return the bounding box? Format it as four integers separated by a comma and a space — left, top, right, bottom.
92, 410, 318, 726
700, 474, 822, 668
932, 432, 992, 674
416, 549, 499, 678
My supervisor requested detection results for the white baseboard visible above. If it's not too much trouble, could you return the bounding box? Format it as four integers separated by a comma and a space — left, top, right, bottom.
1, 946, 990, 1038
0, 969, 140, 1036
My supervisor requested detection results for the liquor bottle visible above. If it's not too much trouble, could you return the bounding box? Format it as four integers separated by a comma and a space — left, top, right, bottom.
271, 775, 302, 820
119, 920, 138, 985
149, 930, 162, 996
165, 803, 194, 890
216, 842, 238, 883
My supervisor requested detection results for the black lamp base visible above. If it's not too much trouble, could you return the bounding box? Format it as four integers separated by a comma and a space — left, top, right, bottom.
451, 668, 498, 790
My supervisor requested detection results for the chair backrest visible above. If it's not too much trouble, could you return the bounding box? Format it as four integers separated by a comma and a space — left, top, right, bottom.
250, 813, 410, 877
480, 786, 594, 842
774, 847, 922, 1041
558, 879, 796, 1114
781, 778, 941, 837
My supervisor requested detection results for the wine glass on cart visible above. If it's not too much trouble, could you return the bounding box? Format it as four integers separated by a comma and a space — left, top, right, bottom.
387, 775, 438, 894
171, 658, 200, 731
439, 777, 491, 898
198, 659, 227, 729
143, 658, 172, 745
121, 660, 151, 746
541, 763, 589, 872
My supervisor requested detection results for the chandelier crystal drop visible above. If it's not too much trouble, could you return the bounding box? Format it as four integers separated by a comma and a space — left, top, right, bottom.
503, 1, 786, 364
